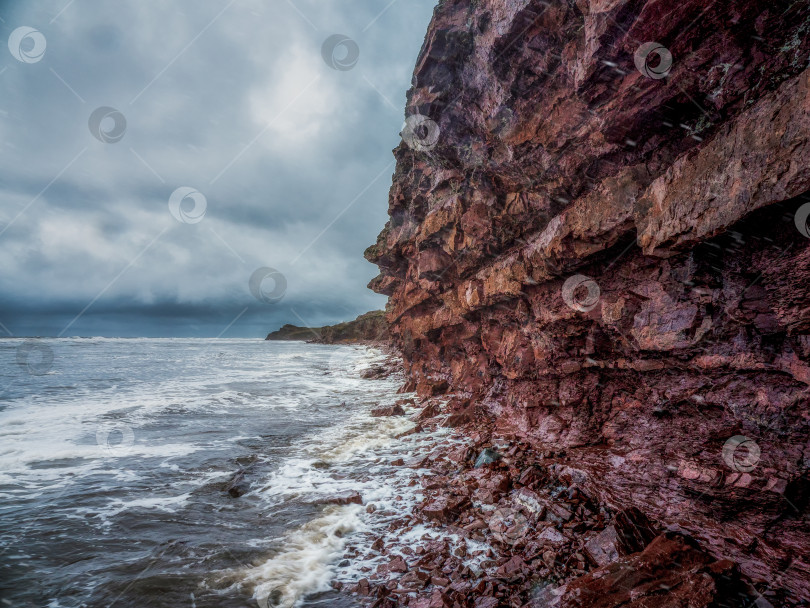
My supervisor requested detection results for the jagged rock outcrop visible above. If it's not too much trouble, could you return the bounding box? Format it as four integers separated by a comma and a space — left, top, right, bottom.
265, 310, 388, 343
367, 0, 810, 603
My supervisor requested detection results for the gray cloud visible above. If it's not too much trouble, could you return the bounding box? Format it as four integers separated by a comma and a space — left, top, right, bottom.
0, 0, 435, 337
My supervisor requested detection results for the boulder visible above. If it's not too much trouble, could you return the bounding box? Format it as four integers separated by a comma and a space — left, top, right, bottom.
370, 404, 406, 417
420, 495, 471, 523
583, 507, 658, 567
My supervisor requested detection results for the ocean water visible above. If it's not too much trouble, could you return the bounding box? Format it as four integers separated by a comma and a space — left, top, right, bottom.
0, 338, 429, 608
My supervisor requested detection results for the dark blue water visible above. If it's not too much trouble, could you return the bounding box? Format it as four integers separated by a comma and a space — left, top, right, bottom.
0, 339, 422, 608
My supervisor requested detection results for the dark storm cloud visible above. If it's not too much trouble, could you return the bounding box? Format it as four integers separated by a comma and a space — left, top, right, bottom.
0, 0, 435, 337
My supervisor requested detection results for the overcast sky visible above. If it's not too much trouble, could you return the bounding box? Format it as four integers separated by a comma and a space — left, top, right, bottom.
0, 0, 435, 337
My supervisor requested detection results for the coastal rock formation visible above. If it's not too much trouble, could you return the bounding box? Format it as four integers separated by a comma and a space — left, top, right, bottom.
366, 0, 810, 603
265, 310, 388, 343
343, 422, 771, 608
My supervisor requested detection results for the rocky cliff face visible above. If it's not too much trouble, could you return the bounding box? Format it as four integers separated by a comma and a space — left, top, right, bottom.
366, 0, 810, 603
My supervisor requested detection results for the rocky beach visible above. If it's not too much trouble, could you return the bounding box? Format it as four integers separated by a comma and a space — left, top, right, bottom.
330, 395, 788, 607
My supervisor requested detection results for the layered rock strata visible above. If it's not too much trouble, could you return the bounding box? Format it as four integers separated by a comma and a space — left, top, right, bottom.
366, 0, 810, 602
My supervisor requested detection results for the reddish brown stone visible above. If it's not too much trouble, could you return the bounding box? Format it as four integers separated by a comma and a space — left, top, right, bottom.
377, 555, 407, 575
495, 555, 525, 579
355, 578, 370, 596
439, 410, 473, 428
370, 404, 406, 417
582, 507, 659, 567
320, 490, 362, 506
534, 533, 760, 608
420, 495, 471, 523
414, 402, 441, 422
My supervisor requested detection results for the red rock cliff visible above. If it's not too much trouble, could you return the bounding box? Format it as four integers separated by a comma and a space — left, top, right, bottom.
366, 0, 810, 602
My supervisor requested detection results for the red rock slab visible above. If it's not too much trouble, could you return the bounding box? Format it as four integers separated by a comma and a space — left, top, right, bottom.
420, 495, 472, 523
370, 404, 406, 417
532, 532, 759, 608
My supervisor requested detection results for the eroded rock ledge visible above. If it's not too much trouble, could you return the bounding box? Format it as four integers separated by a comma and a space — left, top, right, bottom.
366, 0, 810, 603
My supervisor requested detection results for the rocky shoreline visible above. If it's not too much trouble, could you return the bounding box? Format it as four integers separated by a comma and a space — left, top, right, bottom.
361, 0, 810, 603
332, 390, 780, 608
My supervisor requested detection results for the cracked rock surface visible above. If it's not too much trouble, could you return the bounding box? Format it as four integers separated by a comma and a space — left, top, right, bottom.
365, 0, 810, 604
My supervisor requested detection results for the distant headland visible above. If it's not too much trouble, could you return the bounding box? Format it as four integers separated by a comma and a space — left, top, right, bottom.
265, 310, 388, 344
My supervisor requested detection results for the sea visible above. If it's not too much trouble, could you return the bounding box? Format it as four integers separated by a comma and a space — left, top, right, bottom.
0, 338, 446, 608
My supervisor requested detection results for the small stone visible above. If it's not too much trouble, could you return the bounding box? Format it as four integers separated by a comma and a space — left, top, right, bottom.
474, 448, 502, 468
389, 555, 408, 573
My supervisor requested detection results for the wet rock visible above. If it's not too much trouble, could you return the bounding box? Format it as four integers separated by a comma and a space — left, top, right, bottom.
370, 404, 406, 417
407, 456, 430, 469
495, 555, 525, 579
399, 571, 427, 589
223, 470, 249, 498
414, 401, 441, 422
355, 578, 371, 596
321, 490, 362, 506
518, 465, 546, 488
544, 502, 573, 524
474, 448, 502, 468
427, 590, 453, 608
488, 507, 530, 545
513, 487, 545, 517
377, 555, 408, 576
583, 507, 658, 567
420, 495, 471, 523
537, 527, 566, 546
535, 532, 762, 608
440, 408, 476, 428
361, 365, 390, 379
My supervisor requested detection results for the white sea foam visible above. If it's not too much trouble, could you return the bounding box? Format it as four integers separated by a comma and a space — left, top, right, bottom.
245, 505, 366, 608
75, 492, 194, 525
242, 400, 461, 606
0, 343, 392, 482
1, 338, 427, 606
